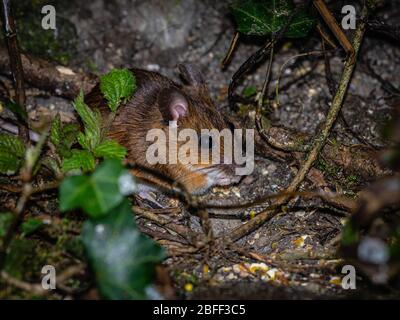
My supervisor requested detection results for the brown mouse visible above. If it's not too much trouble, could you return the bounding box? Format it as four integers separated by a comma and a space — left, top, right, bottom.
84, 64, 244, 194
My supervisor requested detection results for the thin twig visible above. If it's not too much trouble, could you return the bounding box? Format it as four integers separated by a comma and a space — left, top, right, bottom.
227, 1, 313, 111
0, 0, 29, 144
228, 41, 274, 110
321, 32, 378, 147
224, 2, 370, 243
256, 43, 274, 115
0, 130, 49, 270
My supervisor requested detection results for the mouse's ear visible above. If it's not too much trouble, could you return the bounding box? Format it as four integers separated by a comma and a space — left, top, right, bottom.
157, 88, 189, 122
178, 64, 205, 86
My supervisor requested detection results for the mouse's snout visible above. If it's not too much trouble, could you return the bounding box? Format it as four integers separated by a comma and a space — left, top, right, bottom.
199, 163, 245, 188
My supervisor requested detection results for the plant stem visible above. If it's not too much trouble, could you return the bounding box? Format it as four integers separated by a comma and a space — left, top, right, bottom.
221, 32, 240, 70
0, 0, 29, 145
225, 3, 370, 243
0, 130, 48, 270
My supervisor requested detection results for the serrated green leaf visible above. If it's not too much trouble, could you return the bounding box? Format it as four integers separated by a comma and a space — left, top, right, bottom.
59, 159, 127, 217
231, 0, 315, 38
50, 113, 62, 147
94, 140, 127, 160
77, 132, 90, 151
62, 123, 80, 148
73, 91, 102, 151
100, 69, 136, 112
58, 145, 73, 159
21, 218, 43, 236
0, 134, 26, 174
51, 115, 79, 162
62, 149, 96, 173
0, 134, 25, 157
82, 199, 165, 299
0, 151, 22, 175
55, 122, 80, 159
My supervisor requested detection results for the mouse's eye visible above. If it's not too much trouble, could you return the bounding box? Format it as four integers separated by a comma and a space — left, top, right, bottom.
199, 134, 214, 150
228, 121, 236, 133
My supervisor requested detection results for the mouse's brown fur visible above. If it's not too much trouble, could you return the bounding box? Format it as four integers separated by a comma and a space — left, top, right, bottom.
85, 65, 241, 194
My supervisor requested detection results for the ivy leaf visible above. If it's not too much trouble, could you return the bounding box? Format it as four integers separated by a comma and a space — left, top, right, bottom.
0, 134, 26, 174
231, 0, 275, 36
94, 140, 127, 160
73, 91, 102, 151
50, 114, 80, 160
231, 0, 315, 38
285, 8, 316, 38
59, 159, 129, 217
0, 134, 25, 157
62, 149, 96, 173
82, 199, 165, 299
100, 69, 136, 112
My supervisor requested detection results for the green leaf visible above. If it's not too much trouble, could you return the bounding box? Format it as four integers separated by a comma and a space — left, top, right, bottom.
0, 134, 25, 157
285, 8, 316, 38
51, 118, 79, 151
0, 151, 22, 175
62, 123, 80, 148
21, 218, 43, 236
0, 212, 13, 238
100, 69, 136, 112
231, 0, 315, 38
73, 91, 102, 151
59, 159, 128, 217
242, 86, 257, 98
82, 199, 165, 299
94, 140, 127, 160
56, 123, 80, 159
50, 114, 79, 161
50, 113, 62, 147
62, 149, 96, 173
0, 134, 26, 174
